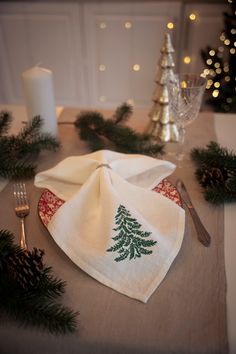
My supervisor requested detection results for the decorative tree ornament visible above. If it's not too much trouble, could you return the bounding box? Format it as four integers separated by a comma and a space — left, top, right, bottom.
147, 33, 179, 142
107, 204, 157, 262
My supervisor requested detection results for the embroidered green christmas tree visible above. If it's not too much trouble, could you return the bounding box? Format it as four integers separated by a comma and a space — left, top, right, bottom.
107, 204, 157, 262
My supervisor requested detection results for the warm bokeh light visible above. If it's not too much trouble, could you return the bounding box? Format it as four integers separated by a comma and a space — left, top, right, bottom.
167, 22, 174, 30
206, 79, 213, 89
183, 56, 191, 64
127, 98, 134, 106
220, 33, 226, 41
212, 90, 219, 97
206, 59, 213, 65
124, 22, 132, 29
202, 69, 210, 77
99, 64, 106, 71
189, 13, 196, 21
133, 64, 141, 71
99, 96, 106, 102
180, 80, 187, 88
99, 22, 106, 29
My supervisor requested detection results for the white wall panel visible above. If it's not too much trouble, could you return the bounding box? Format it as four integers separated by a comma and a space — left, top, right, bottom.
0, 3, 85, 105
0, 1, 228, 108
83, 2, 182, 108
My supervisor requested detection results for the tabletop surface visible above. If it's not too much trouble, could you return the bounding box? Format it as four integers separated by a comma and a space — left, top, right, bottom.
0, 106, 230, 354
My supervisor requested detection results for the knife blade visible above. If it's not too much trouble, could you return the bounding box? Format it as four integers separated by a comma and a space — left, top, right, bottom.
176, 179, 211, 247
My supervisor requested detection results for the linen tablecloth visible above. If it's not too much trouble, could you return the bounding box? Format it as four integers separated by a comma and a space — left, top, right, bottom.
214, 113, 236, 354
0, 108, 228, 354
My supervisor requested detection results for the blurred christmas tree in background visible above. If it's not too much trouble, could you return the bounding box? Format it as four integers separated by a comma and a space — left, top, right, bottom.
201, 0, 236, 113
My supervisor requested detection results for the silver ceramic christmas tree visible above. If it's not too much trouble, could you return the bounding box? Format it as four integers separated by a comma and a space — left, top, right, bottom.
147, 33, 179, 142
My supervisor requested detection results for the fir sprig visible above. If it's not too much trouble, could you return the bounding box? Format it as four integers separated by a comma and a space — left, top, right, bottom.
191, 141, 236, 204
0, 111, 12, 135
0, 112, 60, 180
0, 230, 78, 334
74, 103, 164, 156
112, 102, 132, 124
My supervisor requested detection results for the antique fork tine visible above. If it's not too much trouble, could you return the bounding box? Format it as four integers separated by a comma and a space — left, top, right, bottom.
13, 183, 30, 249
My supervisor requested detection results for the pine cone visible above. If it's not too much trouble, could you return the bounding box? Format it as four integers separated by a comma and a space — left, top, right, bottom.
7, 248, 44, 289
200, 167, 228, 187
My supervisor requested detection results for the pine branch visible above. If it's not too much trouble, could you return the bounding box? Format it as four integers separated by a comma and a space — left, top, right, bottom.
0, 278, 77, 334
0, 161, 36, 180
112, 103, 133, 124
204, 186, 236, 205
0, 230, 78, 334
33, 266, 66, 300
17, 135, 59, 156
0, 230, 20, 269
0, 113, 60, 180
0, 111, 12, 135
191, 141, 236, 169
12, 296, 77, 334
191, 141, 236, 204
18, 115, 43, 140
74, 103, 164, 156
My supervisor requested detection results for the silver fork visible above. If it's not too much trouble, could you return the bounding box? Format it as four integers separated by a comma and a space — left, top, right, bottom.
13, 183, 30, 249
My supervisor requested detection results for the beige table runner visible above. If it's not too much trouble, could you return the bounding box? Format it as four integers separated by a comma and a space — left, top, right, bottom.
0, 109, 228, 354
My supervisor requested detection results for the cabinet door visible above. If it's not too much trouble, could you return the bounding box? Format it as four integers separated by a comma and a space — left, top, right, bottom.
179, 3, 228, 74
0, 2, 85, 105
83, 1, 181, 108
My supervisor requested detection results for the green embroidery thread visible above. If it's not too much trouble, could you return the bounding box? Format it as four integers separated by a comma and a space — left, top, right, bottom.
107, 205, 157, 262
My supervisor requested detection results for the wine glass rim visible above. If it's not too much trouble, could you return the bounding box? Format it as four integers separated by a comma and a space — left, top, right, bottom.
173, 73, 206, 88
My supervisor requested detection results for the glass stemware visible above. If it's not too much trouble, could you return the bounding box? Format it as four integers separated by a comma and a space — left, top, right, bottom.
168, 73, 206, 160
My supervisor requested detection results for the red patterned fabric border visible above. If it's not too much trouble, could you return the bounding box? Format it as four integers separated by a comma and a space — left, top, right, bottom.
38, 178, 181, 227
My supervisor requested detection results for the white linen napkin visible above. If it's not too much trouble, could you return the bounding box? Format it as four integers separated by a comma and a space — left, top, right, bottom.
35, 150, 185, 302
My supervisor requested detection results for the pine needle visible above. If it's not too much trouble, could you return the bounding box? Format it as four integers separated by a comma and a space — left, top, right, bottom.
74, 103, 164, 156
112, 103, 133, 124
0, 113, 60, 180
0, 230, 78, 334
0, 111, 12, 135
191, 141, 236, 204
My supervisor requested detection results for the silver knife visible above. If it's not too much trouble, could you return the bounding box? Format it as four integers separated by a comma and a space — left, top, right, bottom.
176, 179, 211, 247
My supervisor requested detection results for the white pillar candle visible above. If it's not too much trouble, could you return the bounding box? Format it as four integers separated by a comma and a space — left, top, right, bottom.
22, 66, 58, 136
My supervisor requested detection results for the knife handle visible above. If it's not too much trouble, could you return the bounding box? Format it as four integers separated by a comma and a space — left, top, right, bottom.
187, 205, 211, 247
